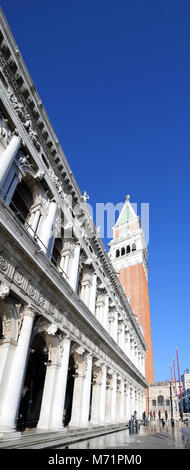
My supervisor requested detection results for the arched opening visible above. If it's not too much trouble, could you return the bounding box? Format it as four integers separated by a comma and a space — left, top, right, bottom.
157, 395, 164, 407
0, 315, 3, 339
17, 333, 47, 431
41, 154, 49, 169
10, 181, 33, 225
116, 249, 120, 258
63, 353, 75, 426
51, 238, 62, 269
121, 247, 125, 256
132, 243, 136, 252
126, 245, 131, 254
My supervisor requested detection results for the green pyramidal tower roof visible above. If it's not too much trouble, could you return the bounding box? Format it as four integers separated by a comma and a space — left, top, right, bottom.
115, 196, 137, 227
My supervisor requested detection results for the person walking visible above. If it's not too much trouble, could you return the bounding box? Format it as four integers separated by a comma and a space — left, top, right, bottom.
153, 410, 156, 421
158, 410, 161, 420
165, 410, 168, 421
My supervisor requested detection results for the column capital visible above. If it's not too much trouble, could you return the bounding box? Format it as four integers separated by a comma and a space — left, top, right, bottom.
62, 333, 71, 344
0, 282, 10, 299
24, 304, 37, 319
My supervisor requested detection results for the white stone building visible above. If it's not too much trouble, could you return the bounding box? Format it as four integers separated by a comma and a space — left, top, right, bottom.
0, 9, 147, 439
181, 369, 190, 413
148, 381, 181, 420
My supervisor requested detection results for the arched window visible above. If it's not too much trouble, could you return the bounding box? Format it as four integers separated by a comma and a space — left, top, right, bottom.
126, 245, 130, 254
121, 247, 125, 256
10, 181, 33, 224
157, 395, 164, 406
51, 238, 62, 268
132, 243, 136, 252
116, 249, 120, 258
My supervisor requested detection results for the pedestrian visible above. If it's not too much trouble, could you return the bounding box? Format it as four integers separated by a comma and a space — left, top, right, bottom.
180, 410, 183, 421
153, 410, 156, 421
134, 410, 137, 422
150, 410, 153, 420
165, 410, 168, 421
158, 410, 161, 420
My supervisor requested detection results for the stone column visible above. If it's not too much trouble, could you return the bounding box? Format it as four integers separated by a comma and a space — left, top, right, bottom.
79, 263, 93, 310
80, 280, 91, 307
99, 365, 107, 425
0, 134, 21, 188
116, 379, 121, 424
142, 351, 145, 376
0, 307, 35, 434
131, 385, 135, 418
0, 335, 17, 387
124, 382, 128, 423
95, 288, 105, 324
136, 348, 140, 372
109, 309, 118, 343
105, 373, 112, 424
134, 388, 137, 415
90, 362, 107, 426
37, 200, 57, 257
134, 343, 137, 368
59, 240, 73, 281
37, 364, 59, 430
47, 336, 71, 430
124, 328, 130, 358
69, 242, 81, 291
69, 349, 92, 428
0, 284, 13, 385
89, 272, 97, 315
130, 335, 134, 363
110, 372, 117, 424
27, 208, 41, 238
140, 391, 144, 420
118, 319, 125, 351
129, 385, 133, 420
119, 379, 125, 423
126, 383, 131, 421
137, 390, 141, 419
80, 353, 92, 427
37, 332, 61, 430
103, 294, 109, 331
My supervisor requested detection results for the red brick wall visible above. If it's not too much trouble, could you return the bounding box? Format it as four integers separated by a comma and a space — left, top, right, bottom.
119, 264, 154, 385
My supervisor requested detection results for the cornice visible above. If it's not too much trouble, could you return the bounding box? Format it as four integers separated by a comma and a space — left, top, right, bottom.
0, 9, 146, 348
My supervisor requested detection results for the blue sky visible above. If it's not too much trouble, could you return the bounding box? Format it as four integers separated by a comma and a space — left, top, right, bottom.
2, 0, 190, 382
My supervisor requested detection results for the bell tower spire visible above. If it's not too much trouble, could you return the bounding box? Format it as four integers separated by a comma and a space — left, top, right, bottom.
109, 197, 154, 390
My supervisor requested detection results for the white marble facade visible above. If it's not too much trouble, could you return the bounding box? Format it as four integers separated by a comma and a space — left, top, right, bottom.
0, 9, 147, 438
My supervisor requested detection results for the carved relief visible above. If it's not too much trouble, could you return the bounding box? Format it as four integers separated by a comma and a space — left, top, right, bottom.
0, 296, 24, 342
0, 111, 11, 145
0, 253, 9, 272
0, 283, 10, 299
8, 87, 41, 153
13, 268, 23, 286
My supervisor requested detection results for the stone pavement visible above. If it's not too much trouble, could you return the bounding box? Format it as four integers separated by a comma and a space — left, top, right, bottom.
0, 421, 189, 450
107, 421, 190, 450
56, 420, 190, 449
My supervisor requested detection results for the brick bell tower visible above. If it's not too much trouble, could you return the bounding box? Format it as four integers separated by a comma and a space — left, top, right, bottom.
109, 196, 154, 393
